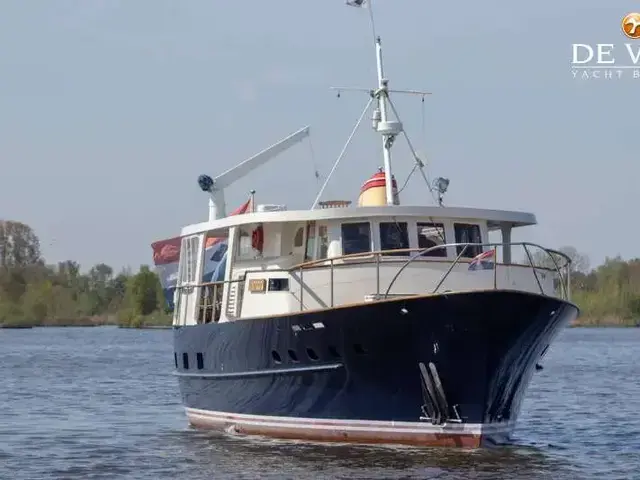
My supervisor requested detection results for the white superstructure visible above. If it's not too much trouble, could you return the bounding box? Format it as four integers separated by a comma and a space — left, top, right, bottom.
169, 1, 572, 328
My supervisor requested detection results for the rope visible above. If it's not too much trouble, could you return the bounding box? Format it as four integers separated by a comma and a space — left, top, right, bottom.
311, 96, 374, 209
397, 163, 418, 195
386, 95, 439, 205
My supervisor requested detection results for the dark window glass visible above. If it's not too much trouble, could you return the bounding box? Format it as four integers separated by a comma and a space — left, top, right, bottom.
341, 222, 371, 255
271, 350, 282, 363
182, 352, 189, 370
196, 352, 204, 370
379, 222, 409, 255
268, 278, 289, 291
417, 222, 447, 257
454, 223, 482, 258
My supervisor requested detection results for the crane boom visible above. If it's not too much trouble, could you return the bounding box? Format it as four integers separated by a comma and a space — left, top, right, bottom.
204, 125, 310, 221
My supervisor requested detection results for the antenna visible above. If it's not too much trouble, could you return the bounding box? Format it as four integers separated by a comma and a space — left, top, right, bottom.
313, 0, 439, 208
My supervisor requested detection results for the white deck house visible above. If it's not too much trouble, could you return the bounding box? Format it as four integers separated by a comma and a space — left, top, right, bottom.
172, 204, 571, 327
167, 21, 571, 328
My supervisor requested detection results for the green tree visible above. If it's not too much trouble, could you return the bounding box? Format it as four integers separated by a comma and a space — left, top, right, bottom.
127, 265, 164, 316
0, 219, 169, 327
0, 220, 42, 268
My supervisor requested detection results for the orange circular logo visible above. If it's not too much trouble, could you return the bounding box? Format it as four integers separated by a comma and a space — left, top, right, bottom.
622, 13, 640, 39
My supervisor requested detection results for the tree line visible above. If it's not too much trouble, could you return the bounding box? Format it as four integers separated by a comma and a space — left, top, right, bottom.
1, 220, 639, 327
0, 220, 170, 328
529, 246, 639, 326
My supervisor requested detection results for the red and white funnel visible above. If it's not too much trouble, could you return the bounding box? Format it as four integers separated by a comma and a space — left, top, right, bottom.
358, 168, 400, 207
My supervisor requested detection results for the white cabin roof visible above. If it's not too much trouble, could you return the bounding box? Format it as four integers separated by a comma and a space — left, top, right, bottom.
180, 205, 536, 237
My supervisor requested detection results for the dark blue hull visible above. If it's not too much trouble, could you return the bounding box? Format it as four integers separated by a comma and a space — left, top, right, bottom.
172, 290, 578, 447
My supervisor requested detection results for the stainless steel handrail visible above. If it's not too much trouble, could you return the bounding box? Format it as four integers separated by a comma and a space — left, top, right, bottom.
173, 241, 572, 320
382, 242, 571, 300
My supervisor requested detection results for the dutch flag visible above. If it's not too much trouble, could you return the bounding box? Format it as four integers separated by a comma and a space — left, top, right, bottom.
468, 249, 496, 271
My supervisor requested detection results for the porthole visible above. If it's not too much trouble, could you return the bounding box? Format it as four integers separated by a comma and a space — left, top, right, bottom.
288, 349, 299, 362
272, 350, 282, 363
306, 347, 319, 361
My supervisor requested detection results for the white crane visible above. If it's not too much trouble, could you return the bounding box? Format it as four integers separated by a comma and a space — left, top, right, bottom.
197, 126, 310, 221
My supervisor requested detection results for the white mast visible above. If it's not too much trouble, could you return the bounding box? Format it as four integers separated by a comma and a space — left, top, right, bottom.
312, 0, 438, 209
373, 35, 402, 206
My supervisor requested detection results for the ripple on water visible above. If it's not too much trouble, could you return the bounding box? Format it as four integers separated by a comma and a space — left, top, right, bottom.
1, 327, 640, 479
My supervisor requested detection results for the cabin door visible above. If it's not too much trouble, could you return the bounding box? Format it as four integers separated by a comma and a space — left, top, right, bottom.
174, 233, 205, 326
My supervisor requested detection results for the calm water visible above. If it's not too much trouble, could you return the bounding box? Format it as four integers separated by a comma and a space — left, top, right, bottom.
1, 327, 639, 480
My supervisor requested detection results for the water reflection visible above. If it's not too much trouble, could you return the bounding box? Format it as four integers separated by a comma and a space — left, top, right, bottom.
166, 428, 579, 479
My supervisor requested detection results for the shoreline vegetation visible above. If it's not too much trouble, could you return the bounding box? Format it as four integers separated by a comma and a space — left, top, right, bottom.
0, 220, 638, 329
0, 220, 172, 329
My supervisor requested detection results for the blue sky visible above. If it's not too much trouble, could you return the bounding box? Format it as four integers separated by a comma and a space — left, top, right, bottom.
0, 0, 637, 272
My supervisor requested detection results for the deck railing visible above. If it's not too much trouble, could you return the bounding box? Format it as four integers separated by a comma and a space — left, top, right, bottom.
291, 242, 572, 311
175, 241, 572, 322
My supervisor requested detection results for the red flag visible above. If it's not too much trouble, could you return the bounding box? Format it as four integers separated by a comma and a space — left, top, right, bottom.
151, 196, 252, 266
230, 197, 252, 216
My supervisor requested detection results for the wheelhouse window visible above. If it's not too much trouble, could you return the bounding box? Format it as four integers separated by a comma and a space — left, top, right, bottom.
417, 222, 447, 257
237, 228, 253, 259
454, 223, 482, 258
304, 221, 316, 261
318, 225, 329, 260
341, 222, 371, 255
379, 222, 409, 256
293, 227, 304, 248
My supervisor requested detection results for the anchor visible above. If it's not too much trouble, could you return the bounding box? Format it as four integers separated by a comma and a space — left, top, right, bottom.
419, 362, 462, 425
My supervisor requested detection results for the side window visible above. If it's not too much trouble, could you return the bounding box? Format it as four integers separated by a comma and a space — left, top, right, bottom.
304, 221, 316, 261
293, 227, 304, 248
190, 237, 201, 282
179, 237, 188, 283
379, 222, 409, 255
318, 225, 329, 259
180, 236, 200, 283
417, 222, 447, 257
341, 222, 371, 255
237, 228, 253, 259
454, 223, 482, 258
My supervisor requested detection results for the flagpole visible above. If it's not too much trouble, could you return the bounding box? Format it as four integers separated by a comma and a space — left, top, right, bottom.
367, 0, 377, 45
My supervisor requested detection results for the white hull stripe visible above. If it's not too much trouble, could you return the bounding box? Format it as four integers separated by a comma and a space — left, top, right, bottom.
185, 408, 515, 435
174, 362, 343, 379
